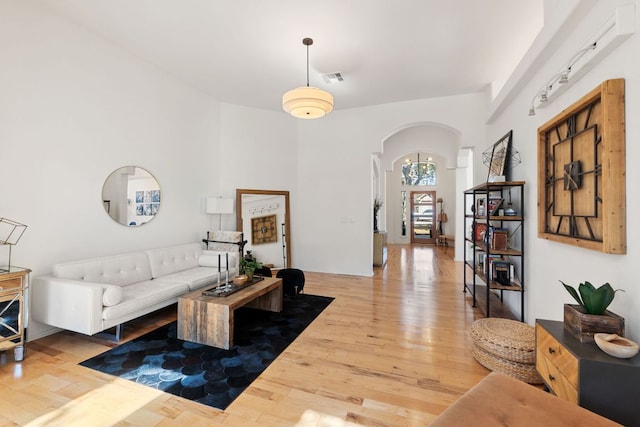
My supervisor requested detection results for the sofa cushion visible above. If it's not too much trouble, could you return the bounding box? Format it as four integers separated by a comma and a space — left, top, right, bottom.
102, 285, 123, 306
159, 266, 231, 290
102, 280, 188, 321
146, 243, 202, 279
52, 252, 152, 286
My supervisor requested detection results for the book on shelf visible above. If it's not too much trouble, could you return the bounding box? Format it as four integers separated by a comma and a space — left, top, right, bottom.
491, 260, 511, 286
473, 222, 488, 243
490, 228, 509, 250
485, 254, 502, 275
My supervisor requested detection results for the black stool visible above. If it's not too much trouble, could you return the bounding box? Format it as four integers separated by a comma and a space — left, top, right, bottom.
276, 268, 305, 296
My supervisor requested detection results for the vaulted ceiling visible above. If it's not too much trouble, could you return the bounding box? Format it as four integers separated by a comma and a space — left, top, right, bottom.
35, 0, 543, 112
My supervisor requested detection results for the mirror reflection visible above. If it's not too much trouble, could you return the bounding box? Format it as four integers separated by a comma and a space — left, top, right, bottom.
236, 189, 291, 269
102, 166, 160, 227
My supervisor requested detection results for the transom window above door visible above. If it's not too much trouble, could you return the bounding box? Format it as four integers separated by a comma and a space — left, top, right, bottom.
401, 153, 436, 186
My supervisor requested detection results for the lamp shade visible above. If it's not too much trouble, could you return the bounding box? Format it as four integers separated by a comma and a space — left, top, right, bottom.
282, 86, 334, 119
206, 198, 234, 214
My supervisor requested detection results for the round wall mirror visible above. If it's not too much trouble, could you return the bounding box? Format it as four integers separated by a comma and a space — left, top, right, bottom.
102, 166, 160, 227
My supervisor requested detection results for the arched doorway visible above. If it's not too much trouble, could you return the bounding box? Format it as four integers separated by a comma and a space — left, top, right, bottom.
378, 123, 464, 248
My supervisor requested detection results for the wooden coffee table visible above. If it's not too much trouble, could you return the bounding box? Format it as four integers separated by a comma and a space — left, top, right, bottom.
177, 276, 282, 349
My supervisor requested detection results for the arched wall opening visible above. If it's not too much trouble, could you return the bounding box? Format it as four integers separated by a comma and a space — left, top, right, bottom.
375, 122, 471, 259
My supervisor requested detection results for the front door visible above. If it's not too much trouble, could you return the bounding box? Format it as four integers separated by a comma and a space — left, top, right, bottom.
410, 191, 436, 244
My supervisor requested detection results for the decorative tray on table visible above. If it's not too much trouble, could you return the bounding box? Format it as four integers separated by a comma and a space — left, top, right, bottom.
201, 276, 264, 297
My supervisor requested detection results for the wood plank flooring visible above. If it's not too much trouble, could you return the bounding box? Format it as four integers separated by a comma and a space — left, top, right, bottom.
0, 244, 491, 426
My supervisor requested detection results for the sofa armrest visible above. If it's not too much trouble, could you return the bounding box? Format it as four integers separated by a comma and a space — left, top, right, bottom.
31, 276, 105, 336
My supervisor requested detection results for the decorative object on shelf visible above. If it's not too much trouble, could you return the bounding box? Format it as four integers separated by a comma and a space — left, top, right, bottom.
0, 218, 27, 272
482, 130, 520, 182
373, 198, 383, 232
594, 333, 639, 359
206, 197, 234, 231
561, 280, 625, 342
538, 79, 626, 254
282, 38, 333, 119
503, 189, 517, 216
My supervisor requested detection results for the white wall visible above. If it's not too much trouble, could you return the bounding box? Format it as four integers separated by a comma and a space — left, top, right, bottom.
486, 0, 640, 341
294, 95, 485, 276
218, 103, 298, 232
0, 2, 222, 339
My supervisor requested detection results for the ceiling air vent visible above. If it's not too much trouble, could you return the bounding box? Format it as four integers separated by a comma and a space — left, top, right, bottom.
322, 72, 344, 84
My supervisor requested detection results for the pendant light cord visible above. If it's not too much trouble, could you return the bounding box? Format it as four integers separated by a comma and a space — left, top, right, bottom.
306, 43, 310, 87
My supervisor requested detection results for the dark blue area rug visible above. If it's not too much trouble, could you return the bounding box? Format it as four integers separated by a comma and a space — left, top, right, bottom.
79, 294, 333, 410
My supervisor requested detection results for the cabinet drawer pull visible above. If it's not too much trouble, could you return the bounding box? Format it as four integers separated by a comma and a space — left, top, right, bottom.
548, 374, 555, 382
548, 347, 556, 355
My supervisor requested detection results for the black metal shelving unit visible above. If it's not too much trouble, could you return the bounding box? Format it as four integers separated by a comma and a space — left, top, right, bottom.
463, 181, 525, 321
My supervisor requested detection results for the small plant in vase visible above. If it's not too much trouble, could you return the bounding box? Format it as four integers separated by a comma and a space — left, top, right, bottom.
560, 280, 625, 342
240, 258, 262, 282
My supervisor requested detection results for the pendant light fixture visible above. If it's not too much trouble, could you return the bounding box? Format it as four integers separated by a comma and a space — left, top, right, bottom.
282, 38, 334, 119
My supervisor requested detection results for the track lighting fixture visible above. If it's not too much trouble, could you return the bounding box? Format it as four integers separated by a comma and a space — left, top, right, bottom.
527, 4, 636, 116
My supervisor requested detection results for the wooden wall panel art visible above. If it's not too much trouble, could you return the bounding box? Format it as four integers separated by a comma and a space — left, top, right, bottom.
251, 214, 278, 245
537, 79, 625, 254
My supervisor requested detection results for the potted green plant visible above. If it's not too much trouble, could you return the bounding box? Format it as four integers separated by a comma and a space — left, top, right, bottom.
560, 280, 625, 342
240, 258, 262, 282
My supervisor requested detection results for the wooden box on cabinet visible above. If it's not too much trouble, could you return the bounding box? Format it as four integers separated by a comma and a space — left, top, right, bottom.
536, 319, 640, 427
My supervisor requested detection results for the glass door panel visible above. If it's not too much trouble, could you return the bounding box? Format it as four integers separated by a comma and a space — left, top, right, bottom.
410, 191, 436, 244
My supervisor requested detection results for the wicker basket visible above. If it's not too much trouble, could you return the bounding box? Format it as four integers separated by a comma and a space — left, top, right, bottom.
472, 343, 543, 384
470, 318, 536, 364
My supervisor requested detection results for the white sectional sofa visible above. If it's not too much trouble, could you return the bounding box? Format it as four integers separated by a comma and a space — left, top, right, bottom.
31, 243, 238, 339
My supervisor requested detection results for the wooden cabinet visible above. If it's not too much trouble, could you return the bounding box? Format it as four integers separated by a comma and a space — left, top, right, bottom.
373, 232, 387, 267
0, 267, 30, 361
536, 319, 640, 427
463, 181, 525, 320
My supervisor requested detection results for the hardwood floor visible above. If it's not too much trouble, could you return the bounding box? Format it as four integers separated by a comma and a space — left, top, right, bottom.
1, 244, 490, 426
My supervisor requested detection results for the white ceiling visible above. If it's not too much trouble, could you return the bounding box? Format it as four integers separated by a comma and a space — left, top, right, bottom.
35, 0, 544, 112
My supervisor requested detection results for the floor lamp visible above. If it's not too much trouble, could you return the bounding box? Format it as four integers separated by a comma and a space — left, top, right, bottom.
206, 198, 234, 231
